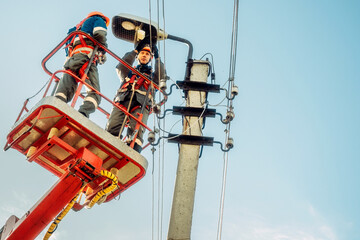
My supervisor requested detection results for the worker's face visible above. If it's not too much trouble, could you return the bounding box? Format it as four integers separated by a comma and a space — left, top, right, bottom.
138, 50, 151, 64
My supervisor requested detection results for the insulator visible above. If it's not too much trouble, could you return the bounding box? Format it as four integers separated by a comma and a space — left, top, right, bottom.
153, 104, 161, 114
226, 110, 235, 121
159, 78, 167, 91
231, 85, 239, 96
222, 110, 235, 124
148, 131, 156, 143
226, 137, 234, 149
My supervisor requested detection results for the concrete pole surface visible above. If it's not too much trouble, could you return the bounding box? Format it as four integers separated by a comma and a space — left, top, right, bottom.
168, 60, 210, 240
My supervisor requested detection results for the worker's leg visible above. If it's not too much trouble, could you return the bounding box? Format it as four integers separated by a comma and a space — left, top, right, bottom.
55, 73, 77, 102
78, 64, 101, 117
106, 100, 130, 138
55, 54, 88, 102
127, 107, 150, 153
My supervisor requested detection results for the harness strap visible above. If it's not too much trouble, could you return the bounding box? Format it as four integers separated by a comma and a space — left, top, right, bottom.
118, 87, 152, 98
116, 104, 149, 124
79, 62, 89, 79
70, 45, 95, 58
121, 75, 151, 91
79, 35, 88, 47
67, 16, 93, 56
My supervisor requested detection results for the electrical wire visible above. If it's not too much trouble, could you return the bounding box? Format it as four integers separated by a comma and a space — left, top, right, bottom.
167, 76, 186, 105
208, 99, 228, 108
151, 103, 207, 144
146, 2, 157, 239
164, 102, 208, 140
148, 0, 168, 238
28, 79, 51, 100
217, 149, 230, 240
199, 52, 216, 82
155, 2, 163, 239
160, 111, 165, 240
217, 0, 239, 239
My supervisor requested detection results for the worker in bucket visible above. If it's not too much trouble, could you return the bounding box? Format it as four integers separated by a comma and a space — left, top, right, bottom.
106, 38, 166, 153
55, 11, 109, 118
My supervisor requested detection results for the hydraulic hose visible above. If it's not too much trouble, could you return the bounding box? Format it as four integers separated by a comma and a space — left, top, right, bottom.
42, 170, 118, 239
86, 170, 119, 209
43, 187, 84, 240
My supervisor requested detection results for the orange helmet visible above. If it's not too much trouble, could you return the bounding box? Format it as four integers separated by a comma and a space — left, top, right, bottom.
139, 44, 153, 55
87, 11, 110, 27
141, 45, 152, 54
137, 44, 153, 64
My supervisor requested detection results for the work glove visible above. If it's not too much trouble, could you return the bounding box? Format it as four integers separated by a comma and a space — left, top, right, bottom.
152, 44, 159, 59
97, 51, 107, 65
135, 36, 150, 52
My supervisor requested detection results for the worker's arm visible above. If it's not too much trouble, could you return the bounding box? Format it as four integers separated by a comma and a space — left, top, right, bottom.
152, 45, 166, 85
92, 16, 108, 48
115, 50, 137, 82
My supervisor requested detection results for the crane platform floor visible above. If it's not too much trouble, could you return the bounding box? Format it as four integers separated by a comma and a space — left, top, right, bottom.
5, 96, 147, 189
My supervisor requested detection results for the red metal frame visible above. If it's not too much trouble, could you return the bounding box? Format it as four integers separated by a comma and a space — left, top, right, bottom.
47, 69, 153, 132
1, 31, 159, 240
6, 103, 147, 187
39, 31, 164, 146
2, 103, 147, 239
11, 31, 164, 150
4, 151, 97, 240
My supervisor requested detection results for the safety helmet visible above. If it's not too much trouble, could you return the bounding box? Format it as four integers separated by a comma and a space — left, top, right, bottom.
137, 44, 153, 64
87, 11, 110, 27
139, 44, 153, 55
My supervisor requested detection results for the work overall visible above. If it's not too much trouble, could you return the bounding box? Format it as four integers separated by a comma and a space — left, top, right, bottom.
106, 68, 153, 152
55, 15, 107, 117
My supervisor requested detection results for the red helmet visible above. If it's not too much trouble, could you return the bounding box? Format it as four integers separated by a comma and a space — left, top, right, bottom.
87, 11, 110, 27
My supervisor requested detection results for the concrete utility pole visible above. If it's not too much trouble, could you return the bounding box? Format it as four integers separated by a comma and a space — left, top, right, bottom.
168, 60, 210, 240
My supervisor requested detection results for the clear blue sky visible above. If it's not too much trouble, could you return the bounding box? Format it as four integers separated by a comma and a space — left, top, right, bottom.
1, 0, 360, 240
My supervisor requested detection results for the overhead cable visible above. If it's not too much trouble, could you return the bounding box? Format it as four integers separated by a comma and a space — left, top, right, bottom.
217, 0, 239, 239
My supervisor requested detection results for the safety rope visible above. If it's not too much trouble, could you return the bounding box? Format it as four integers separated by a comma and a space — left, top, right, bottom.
217, 0, 239, 239
118, 81, 137, 139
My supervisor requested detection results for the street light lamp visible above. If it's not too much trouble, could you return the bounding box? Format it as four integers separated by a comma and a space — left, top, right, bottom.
112, 13, 193, 60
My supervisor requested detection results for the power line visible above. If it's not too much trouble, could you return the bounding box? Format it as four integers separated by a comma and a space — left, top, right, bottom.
217, 0, 239, 239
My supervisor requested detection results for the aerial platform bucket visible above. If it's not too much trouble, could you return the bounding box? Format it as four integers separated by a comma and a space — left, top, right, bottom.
2, 96, 148, 240
5, 96, 148, 196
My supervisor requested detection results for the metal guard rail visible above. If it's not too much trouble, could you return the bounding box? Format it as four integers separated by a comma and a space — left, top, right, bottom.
14, 31, 166, 137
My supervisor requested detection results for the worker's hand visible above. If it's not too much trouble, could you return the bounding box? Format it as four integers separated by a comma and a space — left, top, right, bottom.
97, 51, 107, 65
135, 36, 150, 52
152, 44, 159, 59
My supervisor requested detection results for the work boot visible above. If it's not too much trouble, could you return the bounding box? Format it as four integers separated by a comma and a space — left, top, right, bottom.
79, 111, 89, 118
55, 95, 67, 102
78, 101, 95, 118
133, 143, 142, 153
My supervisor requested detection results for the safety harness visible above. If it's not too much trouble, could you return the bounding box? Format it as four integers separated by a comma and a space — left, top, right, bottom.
119, 65, 154, 95
65, 17, 98, 79
118, 73, 153, 112
66, 17, 94, 57
121, 75, 150, 92
116, 66, 155, 143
